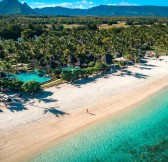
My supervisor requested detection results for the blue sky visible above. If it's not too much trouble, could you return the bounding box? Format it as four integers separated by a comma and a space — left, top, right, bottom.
18, 0, 168, 8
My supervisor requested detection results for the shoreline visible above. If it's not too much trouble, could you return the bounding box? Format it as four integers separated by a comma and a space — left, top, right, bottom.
1, 76, 168, 162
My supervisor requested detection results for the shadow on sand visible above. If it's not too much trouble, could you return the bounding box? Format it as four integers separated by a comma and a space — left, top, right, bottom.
8, 104, 27, 112
143, 63, 157, 67
38, 91, 53, 98
72, 59, 155, 87
3, 90, 69, 117
88, 112, 96, 116
39, 98, 57, 103
43, 107, 69, 117
70, 73, 110, 88
113, 70, 149, 79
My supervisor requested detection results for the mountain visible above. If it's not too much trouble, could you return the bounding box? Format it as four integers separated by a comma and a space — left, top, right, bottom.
34, 5, 168, 17
0, 0, 168, 16
86, 5, 168, 16
34, 7, 86, 16
0, 0, 35, 15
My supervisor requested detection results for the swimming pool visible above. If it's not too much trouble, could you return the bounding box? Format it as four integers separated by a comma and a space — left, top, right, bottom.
14, 71, 52, 83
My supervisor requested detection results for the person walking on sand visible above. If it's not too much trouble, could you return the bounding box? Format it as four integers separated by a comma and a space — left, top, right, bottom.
87, 109, 89, 113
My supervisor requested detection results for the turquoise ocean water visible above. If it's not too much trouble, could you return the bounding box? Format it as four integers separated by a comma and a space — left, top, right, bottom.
31, 88, 168, 162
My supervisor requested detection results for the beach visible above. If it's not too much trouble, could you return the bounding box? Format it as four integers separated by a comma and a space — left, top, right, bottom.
0, 56, 168, 162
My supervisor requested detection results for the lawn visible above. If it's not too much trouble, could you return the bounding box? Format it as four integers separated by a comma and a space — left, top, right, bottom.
41, 79, 63, 89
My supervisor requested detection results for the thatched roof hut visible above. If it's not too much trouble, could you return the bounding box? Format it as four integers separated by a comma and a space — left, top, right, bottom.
113, 52, 122, 59
75, 59, 81, 68
86, 52, 95, 62
68, 55, 77, 65
77, 39, 84, 45
114, 57, 126, 62
51, 60, 62, 68
101, 54, 113, 64
145, 51, 157, 57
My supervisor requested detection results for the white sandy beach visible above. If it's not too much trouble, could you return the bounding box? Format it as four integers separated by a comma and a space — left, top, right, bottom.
0, 56, 168, 162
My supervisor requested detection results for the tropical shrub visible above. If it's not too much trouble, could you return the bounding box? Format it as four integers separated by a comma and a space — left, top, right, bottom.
88, 61, 95, 67
11, 80, 24, 91
118, 61, 124, 69
60, 62, 110, 82
94, 62, 110, 72
54, 68, 62, 77
60, 70, 72, 81
0, 79, 23, 91
134, 56, 141, 63
22, 81, 41, 94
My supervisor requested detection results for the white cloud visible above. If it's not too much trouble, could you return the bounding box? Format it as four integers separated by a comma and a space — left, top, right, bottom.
31, 2, 46, 5
21, 1, 26, 4
30, 0, 94, 9
31, 2, 73, 8
80, 0, 93, 5
108, 1, 138, 6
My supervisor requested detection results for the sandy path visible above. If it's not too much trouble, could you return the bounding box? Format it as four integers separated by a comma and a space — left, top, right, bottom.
0, 56, 168, 161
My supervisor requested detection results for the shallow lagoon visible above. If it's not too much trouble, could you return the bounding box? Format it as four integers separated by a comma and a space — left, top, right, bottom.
31, 87, 168, 162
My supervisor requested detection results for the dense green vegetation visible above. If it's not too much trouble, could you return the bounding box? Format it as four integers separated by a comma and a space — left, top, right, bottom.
0, 78, 41, 94
0, 16, 168, 91
21, 81, 41, 94
1, 16, 168, 28
61, 62, 110, 82
0, 79, 23, 91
